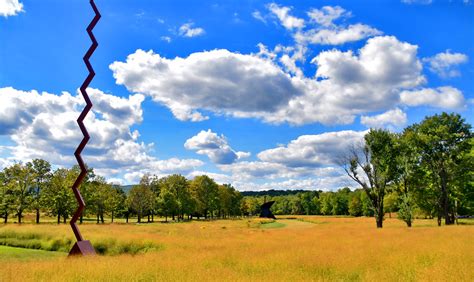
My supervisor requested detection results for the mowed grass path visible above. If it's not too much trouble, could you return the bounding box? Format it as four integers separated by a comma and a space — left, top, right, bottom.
0, 245, 66, 261
0, 217, 473, 281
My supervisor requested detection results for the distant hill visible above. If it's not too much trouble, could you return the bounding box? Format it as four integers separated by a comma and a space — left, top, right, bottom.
240, 189, 320, 197
119, 185, 134, 193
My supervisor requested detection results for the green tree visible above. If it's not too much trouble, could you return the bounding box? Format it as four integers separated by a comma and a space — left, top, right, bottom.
218, 184, 233, 218
398, 193, 414, 227
332, 188, 350, 215
42, 168, 76, 224
127, 184, 154, 223
89, 176, 113, 224
0, 170, 15, 223
31, 159, 51, 224
107, 185, 126, 223
139, 173, 159, 222
311, 196, 321, 215
384, 191, 399, 219
341, 129, 398, 228
408, 113, 472, 225
158, 189, 178, 222
320, 193, 333, 215
190, 175, 219, 219
348, 193, 362, 217
3, 163, 35, 224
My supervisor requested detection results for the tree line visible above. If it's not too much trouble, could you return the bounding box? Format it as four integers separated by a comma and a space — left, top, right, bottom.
0, 112, 472, 228
0, 162, 244, 224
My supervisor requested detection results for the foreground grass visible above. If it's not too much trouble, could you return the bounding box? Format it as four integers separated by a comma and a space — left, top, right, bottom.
0, 217, 473, 281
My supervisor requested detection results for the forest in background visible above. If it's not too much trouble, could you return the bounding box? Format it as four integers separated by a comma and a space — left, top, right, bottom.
1, 112, 472, 228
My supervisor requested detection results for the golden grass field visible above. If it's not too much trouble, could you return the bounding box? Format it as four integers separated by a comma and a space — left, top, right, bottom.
1, 216, 473, 281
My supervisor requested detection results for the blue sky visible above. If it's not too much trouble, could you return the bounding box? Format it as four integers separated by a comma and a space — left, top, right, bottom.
1, 0, 473, 190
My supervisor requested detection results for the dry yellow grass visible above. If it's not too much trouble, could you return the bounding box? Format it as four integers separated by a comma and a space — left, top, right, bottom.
1, 217, 473, 281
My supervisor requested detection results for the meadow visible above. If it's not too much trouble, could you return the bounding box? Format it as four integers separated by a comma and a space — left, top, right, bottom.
0, 216, 473, 281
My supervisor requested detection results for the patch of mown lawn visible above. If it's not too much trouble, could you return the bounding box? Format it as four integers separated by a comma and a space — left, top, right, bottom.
259, 221, 286, 229
0, 245, 66, 261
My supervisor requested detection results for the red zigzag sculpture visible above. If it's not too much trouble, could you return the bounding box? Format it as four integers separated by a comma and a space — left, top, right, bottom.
69, 0, 101, 256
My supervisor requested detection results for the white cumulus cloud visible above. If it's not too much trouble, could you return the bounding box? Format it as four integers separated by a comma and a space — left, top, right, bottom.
361, 108, 408, 129
0, 0, 23, 17
0, 87, 203, 184
178, 22, 205, 37
423, 50, 468, 78
400, 86, 466, 109
267, 3, 305, 30
184, 129, 249, 164
109, 36, 445, 126
307, 6, 350, 27
257, 130, 367, 168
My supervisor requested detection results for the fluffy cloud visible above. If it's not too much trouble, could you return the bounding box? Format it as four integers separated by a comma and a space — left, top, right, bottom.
235, 175, 353, 191
110, 49, 303, 122
0, 0, 23, 17
295, 6, 381, 46
218, 162, 352, 190
361, 108, 408, 129
184, 129, 249, 164
219, 161, 312, 180
295, 23, 381, 45
400, 86, 466, 109
178, 22, 205, 37
216, 130, 366, 190
0, 87, 203, 183
423, 50, 468, 78
275, 36, 425, 125
257, 130, 366, 168
307, 6, 349, 27
109, 35, 461, 126
267, 4, 381, 46
267, 3, 305, 30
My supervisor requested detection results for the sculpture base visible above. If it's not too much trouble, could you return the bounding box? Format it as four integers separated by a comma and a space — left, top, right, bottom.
68, 240, 96, 256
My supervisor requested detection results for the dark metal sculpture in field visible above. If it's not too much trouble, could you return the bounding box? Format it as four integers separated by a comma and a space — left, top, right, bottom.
259, 201, 276, 219
69, 0, 101, 256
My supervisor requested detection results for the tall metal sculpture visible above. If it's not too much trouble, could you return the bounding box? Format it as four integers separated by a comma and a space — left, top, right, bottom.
69, 0, 101, 256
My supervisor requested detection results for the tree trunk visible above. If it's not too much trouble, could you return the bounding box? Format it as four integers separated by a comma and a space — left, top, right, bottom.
3, 214, 7, 224
440, 170, 452, 225
111, 211, 114, 223
36, 208, 40, 224
57, 213, 61, 224
18, 212, 22, 224
407, 220, 412, 227
101, 213, 104, 223
126, 214, 129, 223
376, 204, 384, 228
138, 214, 141, 223
151, 213, 154, 222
